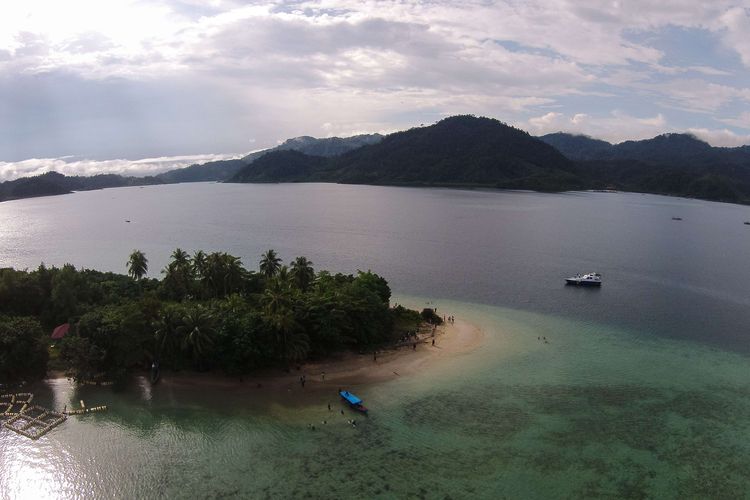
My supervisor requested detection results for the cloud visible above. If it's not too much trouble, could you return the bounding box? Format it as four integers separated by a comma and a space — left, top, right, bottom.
0, 1, 749, 163
718, 7, 750, 67
686, 127, 750, 147
719, 111, 750, 129
526, 111, 670, 143
0, 153, 242, 182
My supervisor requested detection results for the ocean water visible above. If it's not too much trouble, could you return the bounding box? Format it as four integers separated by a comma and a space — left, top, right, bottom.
1, 184, 750, 498
2, 300, 749, 498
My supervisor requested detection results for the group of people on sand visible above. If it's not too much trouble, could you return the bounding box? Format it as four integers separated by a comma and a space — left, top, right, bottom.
445, 315, 455, 324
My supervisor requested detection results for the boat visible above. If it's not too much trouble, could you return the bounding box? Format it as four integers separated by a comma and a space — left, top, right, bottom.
339, 390, 368, 414
672, 217, 682, 221
565, 272, 602, 287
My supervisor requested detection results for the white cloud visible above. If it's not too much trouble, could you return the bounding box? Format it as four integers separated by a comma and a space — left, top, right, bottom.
718, 7, 750, 67
0, 153, 242, 182
526, 111, 669, 143
1, 1, 750, 162
719, 111, 750, 129
687, 127, 750, 147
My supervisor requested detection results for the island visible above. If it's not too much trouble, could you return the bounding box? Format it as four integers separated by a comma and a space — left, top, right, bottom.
0, 249, 447, 386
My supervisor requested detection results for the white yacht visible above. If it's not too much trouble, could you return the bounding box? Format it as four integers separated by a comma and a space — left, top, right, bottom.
565, 272, 602, 286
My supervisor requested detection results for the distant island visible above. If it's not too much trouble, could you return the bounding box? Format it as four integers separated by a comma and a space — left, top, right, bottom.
2, 115, 749, 204
0, 250, 435, 385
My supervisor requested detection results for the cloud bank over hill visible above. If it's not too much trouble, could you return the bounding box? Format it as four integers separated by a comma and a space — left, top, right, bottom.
0, 153, 242, 182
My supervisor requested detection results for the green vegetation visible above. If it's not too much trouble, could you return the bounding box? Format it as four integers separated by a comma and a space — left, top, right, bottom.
228, 115, 583, 190
3, 116, 749, 205
0, 251, 420, 384
227, 115, 750, 204
0, 171, 163, 203
0, 316, 49, 382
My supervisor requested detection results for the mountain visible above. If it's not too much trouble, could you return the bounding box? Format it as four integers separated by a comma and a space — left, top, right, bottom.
0, 171, 162, 203
540, 131, 750, 203
230, 115, 584, 191
155, 134, 384, 184
230, 150, 327, 183
538, 133, 614, 161
155, 159, 247, 183
5, 118, 750, 205
242, 134, 383, 161
540, 132, 750, 167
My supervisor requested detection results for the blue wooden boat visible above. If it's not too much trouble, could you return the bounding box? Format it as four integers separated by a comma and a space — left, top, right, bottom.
339, 390, 368, 414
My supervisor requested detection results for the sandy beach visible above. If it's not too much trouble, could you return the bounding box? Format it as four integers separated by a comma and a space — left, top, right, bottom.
152, 317, 485, 400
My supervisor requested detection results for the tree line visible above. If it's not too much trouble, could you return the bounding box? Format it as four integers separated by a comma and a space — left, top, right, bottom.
0, 249, 422, 384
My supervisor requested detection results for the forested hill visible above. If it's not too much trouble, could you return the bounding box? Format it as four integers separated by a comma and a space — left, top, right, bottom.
540, 132, 750, 203
0, 171, 163, 203
228, 116, 750, 203
0, 134, 384, 202
230, 116, 586, 191
4, 117, 750, 205
241, 133, 383, 161
540, 132, 750, 166
155, 133, 383, 184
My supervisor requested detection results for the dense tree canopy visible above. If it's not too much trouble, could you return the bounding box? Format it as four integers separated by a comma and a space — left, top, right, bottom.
0, 316, 49, 383
0, 250, 420, 383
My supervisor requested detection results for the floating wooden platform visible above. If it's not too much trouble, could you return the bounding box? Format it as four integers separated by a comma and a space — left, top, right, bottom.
1, 394, 66, 440
2, 393, 109, 440
3, 406, 67, 440
0, 392, 34, 418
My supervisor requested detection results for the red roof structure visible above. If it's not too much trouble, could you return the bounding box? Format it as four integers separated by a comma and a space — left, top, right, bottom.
51, 323, 70, 340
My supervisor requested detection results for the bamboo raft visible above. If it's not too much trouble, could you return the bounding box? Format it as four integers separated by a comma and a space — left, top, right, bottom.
1, 393, 67, 440
0, 392, 34, 418
64, 402, 108, 415
78, 380, 114, 386
1, 393, 108, 440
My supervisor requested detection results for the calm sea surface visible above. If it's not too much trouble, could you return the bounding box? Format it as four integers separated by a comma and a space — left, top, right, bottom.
1, 183, 750, 498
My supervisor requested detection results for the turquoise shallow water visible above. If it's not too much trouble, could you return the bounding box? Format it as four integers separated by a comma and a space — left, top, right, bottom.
2, 298, 750, 499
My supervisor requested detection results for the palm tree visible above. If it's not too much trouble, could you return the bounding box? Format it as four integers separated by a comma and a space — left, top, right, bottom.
259, 249, 282, 278
192, 250, 207, 280
290, 256, 315, 291
170, 248, 191, 269
275, 265, 292, 289
202, 252, 244, 297
127, 250, 148, 280
177, 307, 216, 370
222, 254, 245, 296
161, 261, 191, 300
154, 306, 181, 361
262, 285, 292, 318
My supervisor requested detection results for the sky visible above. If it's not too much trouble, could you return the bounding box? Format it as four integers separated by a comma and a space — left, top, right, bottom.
1, 0, 750, 181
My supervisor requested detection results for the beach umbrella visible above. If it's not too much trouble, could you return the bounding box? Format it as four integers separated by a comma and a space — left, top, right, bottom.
51, 323, 70, 340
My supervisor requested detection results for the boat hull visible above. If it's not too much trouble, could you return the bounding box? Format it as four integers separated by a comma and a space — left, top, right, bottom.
565, 279, 602, 286
340, 390, 369, 414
